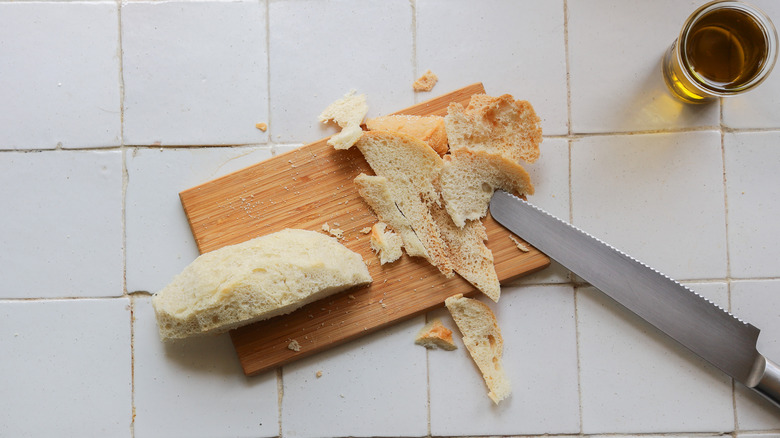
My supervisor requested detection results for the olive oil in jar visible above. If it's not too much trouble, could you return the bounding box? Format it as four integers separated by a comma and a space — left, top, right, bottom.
683, 7, 767, 89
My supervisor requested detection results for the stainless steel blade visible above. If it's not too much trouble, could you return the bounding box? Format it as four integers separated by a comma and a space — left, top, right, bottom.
490, 190, 780, 407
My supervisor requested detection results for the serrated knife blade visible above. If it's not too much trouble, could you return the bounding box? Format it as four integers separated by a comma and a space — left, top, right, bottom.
489, 190, 780, 408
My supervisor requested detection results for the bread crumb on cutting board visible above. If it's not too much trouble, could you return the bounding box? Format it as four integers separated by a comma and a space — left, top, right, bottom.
288, 339, 301, 352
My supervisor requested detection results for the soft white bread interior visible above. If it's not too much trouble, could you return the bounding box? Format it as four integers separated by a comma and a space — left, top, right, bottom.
445, 293, 511, 404
440, 148, 535, 228
366, 114, 449, 156
152, 229, 372, 341
319, 90, 368, 150
431, 203, 501, 302
353, 173, 429, 259
445, 94, 542, 164
415, 318, 457, 350
369, 222, 404, 264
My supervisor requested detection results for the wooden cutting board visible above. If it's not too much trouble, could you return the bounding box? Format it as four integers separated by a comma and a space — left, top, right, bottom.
179, 83, 550, 376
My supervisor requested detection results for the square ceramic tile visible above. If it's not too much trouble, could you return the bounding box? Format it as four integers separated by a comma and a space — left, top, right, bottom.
281, 316, 428, 438
724, 132, 780, 278
429, 285, 579, 436
133, 296, 278, 437
0, 2, 121, 149
722, 1, 780, 130
0, 150, 123, 298
511, 138, 572, 285
578, 282, 734, 433
125, 146, 272, 294
731, 280, 780, 430
416, 0, 568, 135
571, 131, 727, 280
268, 0, 414, 143
121, 0, 268, 146
568, 0, 719, 133
0, 298, 131, 436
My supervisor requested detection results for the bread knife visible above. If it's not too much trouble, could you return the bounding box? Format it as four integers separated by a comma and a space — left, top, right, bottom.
489, 190, 780, 409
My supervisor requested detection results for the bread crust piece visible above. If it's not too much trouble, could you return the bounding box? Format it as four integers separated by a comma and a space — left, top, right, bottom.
444, 94, 542, 164
366, 114, 449, 156
415, 318, 457, 350
445, 294, 511, 404
152, 229, 372, 341
440, 148, 535, 228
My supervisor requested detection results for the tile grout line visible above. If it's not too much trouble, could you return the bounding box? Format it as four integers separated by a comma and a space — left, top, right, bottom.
561, 0, 585, 431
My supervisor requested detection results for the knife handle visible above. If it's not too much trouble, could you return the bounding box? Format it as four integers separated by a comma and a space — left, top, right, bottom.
753, 355, 780, 408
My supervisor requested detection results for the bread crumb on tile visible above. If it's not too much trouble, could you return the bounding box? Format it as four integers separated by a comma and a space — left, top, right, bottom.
316, 370, 323, 378
413, 69, 438, 92
255, 122, 268, 132
288, 339, 301, 352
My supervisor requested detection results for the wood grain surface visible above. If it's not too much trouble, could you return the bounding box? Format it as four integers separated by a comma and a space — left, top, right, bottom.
179, 83, 550, 376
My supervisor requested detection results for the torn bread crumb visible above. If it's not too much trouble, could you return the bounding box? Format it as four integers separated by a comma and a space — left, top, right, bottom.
369, 222, 403, 264
255, 122, 268, 132
319, 90, 367, 150
413, 70, 438, 92
509, 235, 531, 252
321, 222, 344, 239
415, 319, 457, 350
288, 340, 301, 352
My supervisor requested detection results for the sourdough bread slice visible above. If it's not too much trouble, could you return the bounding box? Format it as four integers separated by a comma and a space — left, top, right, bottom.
355, 130, 454, 277
431, 203, 501, 302
353, 173, 429, 259
440, 148, 535, 228
152, 229, 372, 341
445, 94, 542, 163
445, 294, 511, 404
366, 114, 448, 156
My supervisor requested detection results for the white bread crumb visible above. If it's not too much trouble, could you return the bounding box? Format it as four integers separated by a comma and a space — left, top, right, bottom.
319, 90, 367, 150
509, 235, 531, 252
288, 339, 301, 352
369, 222, 404, 264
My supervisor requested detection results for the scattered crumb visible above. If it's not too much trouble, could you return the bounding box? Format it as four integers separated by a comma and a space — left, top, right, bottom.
348, 294, 356, 300
288, 339, 301, 352
359, 227, 372, 234
316, 370, 323, 378
413, 70, 438, 92
321, 222, 344, 239
255, 122, 268, 132
509, 235, 531, 252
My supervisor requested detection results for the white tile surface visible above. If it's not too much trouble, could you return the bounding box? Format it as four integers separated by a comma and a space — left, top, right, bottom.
731, 280, 780, 430
133, 296, 278, 438
722, 1, 780, 129
724, 131, 780, 279
429, 285, 580, 436
125, 146, 273, 294
0, 298, 131, 437
571, 131, 727, 280
416, 0, 568, 135
0, 2, 121, 149
568, 0, 720, 133
121, 0, 268, 146
578, 282, 734, 433
268, 0, 415, 143
0, 150, 123, 298
281, 316, 428, 438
